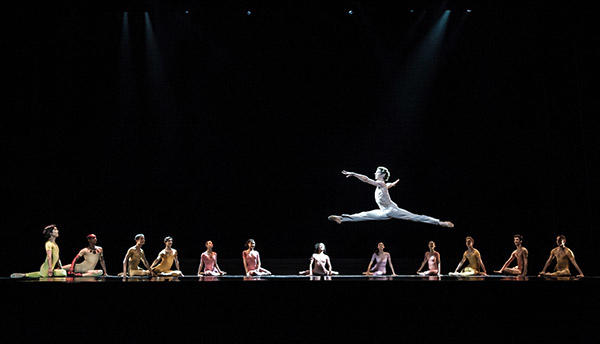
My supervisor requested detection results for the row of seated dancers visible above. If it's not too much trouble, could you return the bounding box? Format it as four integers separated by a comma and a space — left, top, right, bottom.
11, 224, 584, 278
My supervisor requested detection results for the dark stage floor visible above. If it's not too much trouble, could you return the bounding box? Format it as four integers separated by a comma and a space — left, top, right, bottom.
4, 276, 597, 343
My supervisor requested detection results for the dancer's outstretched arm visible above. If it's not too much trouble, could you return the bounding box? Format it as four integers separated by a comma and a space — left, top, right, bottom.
387, 253, 397, 275
99, 249, 107, 276
417, 253, 428, 274
174, 250, 181, 272
242, 252, 249, 276
387, 179, 400, 189
567, 251, 584, 277
326, 256, 333, 276
214, 254, 226, 275
197, 259, 204, 275
495, 254, 515, 274
342, 171, 381, 186
150, 253, 162, 271
122, 249, 132, 277
521, 249, 528, 276
454, 255, 466, 273
257, 251, 263, 271
66, 250, 84, 272
364, 254, 376, 274
539, 252, 555, 276
141, 251, 151, 270
46, 247, 54, 277
477, 253, 487, 275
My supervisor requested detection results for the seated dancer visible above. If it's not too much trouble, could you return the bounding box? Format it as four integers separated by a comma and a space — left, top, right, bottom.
11, 224, 67, 278
416, 241, 441, 276
150, 236, 183, 277
494, 234, 528, 277
242, 239, 271, 276
449, 236, 487, 276
539, 235, 584, 277
327, 167, 454, 228
363, 242, 397, 276
299, 243, 339, 276
197, 240, 226, 276
120, 234, 151, 277
62, 234, 107, 277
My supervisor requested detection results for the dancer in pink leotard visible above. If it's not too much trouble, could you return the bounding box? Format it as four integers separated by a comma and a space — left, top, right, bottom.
416, 241, 441, 276
242, 239, 271, 276
197, 241, 226, 276
364, 242, 397, 276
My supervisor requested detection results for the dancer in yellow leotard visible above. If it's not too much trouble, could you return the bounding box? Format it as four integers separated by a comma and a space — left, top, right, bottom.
450, 236, 487, 276
539, 235, 584, 277
120, 234, 151, 277
11, 225, 67, 278
150, 236, 183, 277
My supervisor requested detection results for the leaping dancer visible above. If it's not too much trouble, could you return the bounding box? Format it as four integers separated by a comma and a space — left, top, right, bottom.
328, 167, 454, 228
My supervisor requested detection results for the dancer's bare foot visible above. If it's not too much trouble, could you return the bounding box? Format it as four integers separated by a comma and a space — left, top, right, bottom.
440, 221, 454, 228
328, 215, 342, 224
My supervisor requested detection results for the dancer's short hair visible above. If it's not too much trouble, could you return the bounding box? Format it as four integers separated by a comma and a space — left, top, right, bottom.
314, 242, 326, 253
164, 236, 173, 243
513, 234, 523, 241
465, 236, 474, 243
87, 234, 96, 240
135, 234, 145, 241
246, 239, 255, 248
43, 224, 57, 238
376, 166, 390, 181
557, 234, 566, 243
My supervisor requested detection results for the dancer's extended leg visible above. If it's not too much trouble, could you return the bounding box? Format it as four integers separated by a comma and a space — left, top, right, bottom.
388, 207, 441, 225
329, 207, 453, 227
338, 209, 390, 222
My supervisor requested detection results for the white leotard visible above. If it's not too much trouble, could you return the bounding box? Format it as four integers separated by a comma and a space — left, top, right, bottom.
74, 247, 102, 272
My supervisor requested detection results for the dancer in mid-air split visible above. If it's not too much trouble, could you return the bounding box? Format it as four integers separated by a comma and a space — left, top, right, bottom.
328, 167, 454, 228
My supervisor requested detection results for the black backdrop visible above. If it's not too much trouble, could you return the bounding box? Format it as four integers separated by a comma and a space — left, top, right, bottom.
5, 0, 599, 276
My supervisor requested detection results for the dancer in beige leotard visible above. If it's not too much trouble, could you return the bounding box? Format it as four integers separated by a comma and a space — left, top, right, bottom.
417, 241, 441, 276
299, 243, 339, 276
62, 234, 107, 277
539, 235, 584, 277
494, 234, 528, 277
450, 236, 487, 276
120, 234, 151, 277
150, 236, 183, 277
